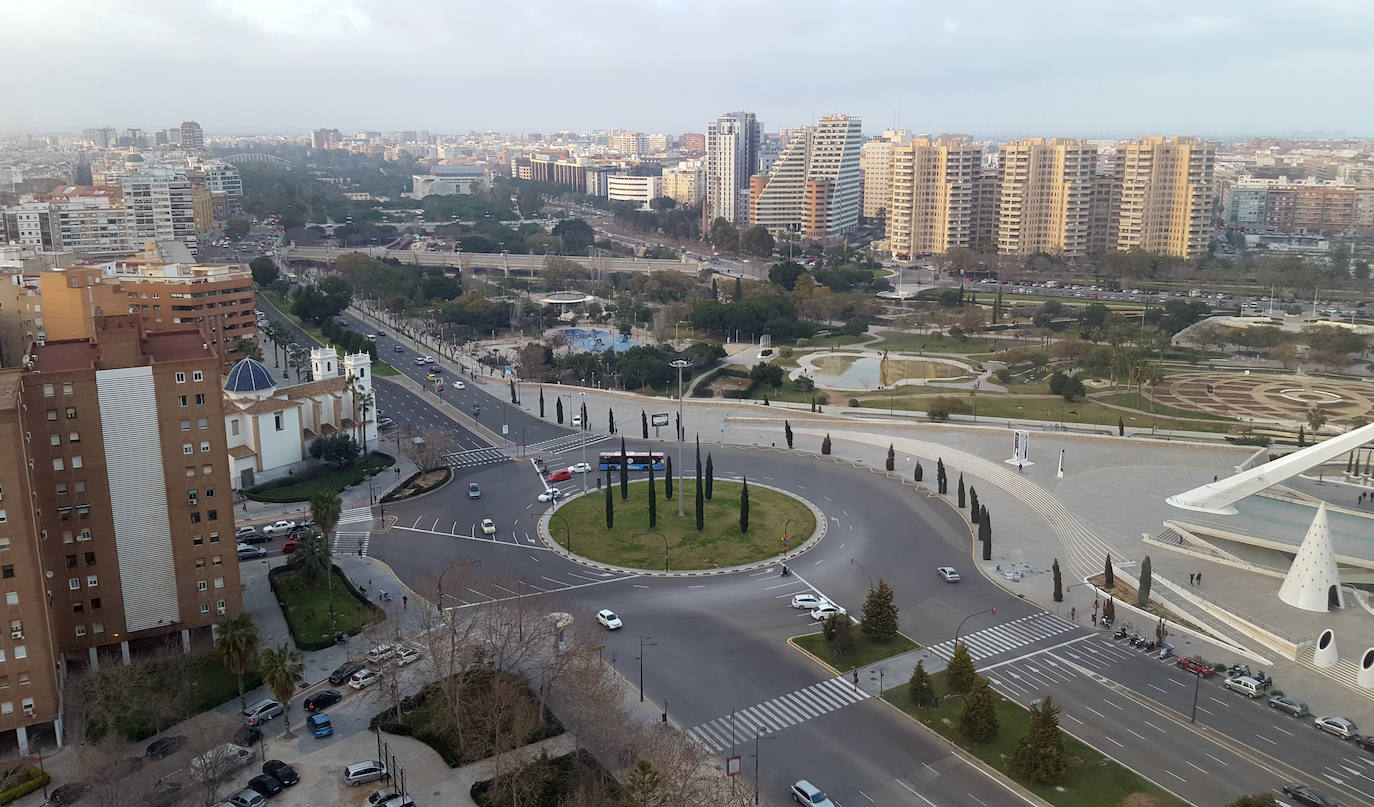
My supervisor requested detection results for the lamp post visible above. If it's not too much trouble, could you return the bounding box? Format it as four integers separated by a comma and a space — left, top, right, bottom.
752, 728, 775, 805
550, 512, 572, 554
955, 607, 996, 647
637, 635, 655, 702
633, 531, 668, 573
670, 359, 692, 517
579, 391, 587, 494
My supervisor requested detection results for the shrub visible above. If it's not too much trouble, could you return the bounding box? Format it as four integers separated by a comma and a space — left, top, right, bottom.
0, 768, 51, 805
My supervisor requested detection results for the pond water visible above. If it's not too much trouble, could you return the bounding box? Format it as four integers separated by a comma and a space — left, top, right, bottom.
561, 328, 639, 353
808, 355, 966, 389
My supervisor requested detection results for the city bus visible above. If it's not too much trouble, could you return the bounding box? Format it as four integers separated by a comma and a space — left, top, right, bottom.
598, 451, 665, 471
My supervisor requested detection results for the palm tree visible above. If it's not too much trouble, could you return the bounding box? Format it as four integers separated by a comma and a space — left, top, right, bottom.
291, 533, 331, 584
259, 645, 305, 738
214, 613, 260, 711
1308, 407, 1328, 435
310, 492, 343, 633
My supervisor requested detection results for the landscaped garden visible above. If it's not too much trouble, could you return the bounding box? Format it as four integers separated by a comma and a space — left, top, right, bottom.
471, 750, 619, 807
551, 477, 814, 570
269, 564, 380, 649
243, 451, 394, 502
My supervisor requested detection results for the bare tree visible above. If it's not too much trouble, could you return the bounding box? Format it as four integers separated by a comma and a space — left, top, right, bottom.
404, 428, 456, 472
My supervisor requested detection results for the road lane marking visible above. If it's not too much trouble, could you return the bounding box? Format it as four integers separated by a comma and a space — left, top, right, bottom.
895, 779, 938, 806
1082, 705, 1106, 719
1103, 736, 1124, 748
1164, 770, 1186, 782
1205, 754, 1228, 766
1144, 720, 1167, 733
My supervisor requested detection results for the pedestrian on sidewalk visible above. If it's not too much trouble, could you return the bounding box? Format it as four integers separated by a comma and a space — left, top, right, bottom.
1189, 572, 1195, 585
1196, 572, 1202, 585
402, 596, 408, 609
1070, 607, 1076, 621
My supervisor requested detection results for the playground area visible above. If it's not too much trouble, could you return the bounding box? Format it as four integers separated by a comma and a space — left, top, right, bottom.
558, 327, 640, 353
1149, 372, 1374, 426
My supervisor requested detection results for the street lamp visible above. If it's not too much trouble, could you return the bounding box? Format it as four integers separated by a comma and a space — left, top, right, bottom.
670, 359, 692, 517
550, 512, 572, 554
752, 728, 775, 805
637, 635, 655, 702
955, 607, 996, 648
633, 531, 668, 573
579, 392, 587, 494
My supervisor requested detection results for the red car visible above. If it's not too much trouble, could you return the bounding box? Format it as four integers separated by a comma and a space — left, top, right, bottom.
545, 469, 573, 483
281, 536, 300, 554
1176, 656, 1214, 677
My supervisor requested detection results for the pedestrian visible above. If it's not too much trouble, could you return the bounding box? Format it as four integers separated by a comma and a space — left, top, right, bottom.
1091, 613, 1097, 626
1189, 572, 1195, 585
1018, 462, 1023, 474
1071, 606, 1076, 621
402, 596, 408, 609
1196, 572, 1202, 585
1213, 475, 1218, 482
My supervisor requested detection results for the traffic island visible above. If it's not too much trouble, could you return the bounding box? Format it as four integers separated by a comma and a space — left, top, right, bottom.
793, 631, 919, 673
548, 479, 816, 571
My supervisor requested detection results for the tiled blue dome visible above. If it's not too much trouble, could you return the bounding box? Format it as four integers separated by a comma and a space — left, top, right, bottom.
224, 358, 277, 393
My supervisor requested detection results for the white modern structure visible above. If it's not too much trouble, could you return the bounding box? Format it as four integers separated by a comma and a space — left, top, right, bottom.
412, 174, 480, 198
221, 349, 378, 489
1166, 421, 1374, 514
1277, 503, 1345, 612
607, 175, 661, 209
706, 111, 761, 225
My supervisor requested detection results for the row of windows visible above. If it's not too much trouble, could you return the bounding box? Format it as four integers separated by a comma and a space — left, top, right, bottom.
71, 598, 101, 613
178, 394, 207, 407
0, 644, 29, 661
196, 578, 225, 591
40, 382, 74, 397
182, 442, 213, 455
50, 432, 80, 446
188, 510, 219, 524
45, 408, 78, 421
180, 419, 210, 431
54, 481, 86, 496
191, 532, 222, 546
63, 552, 97, 568
67, 576, 98, 590
0, 698, 37, 718
51, 456, 83, 471
0, 672, 33, 688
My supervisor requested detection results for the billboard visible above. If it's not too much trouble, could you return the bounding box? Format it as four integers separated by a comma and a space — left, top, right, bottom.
651, 413, 670, 427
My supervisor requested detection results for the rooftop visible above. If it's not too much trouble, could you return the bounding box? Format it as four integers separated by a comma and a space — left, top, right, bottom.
142, 330, 213, 364
31, 340, 100, 373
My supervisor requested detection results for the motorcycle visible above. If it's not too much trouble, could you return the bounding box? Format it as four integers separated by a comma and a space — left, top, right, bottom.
1157, 643, 1175, 660
1112, 627, 1129, 641
1140, 639, 1156, 652
1255, 671, 1272, 688
780, 566, 791, 577
1130, 634, 1146, 648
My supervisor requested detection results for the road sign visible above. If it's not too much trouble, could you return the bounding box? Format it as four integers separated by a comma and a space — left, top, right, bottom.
651, 413, 670, 427
726, 756, 741, 776
502, 425, 509, 435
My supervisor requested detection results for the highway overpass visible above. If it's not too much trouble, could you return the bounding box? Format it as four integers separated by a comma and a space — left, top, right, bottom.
279, 245, 705, 276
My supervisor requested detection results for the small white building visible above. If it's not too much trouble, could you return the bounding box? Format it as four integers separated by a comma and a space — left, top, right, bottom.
221, 348, 378, 489
607, 175, 662, 209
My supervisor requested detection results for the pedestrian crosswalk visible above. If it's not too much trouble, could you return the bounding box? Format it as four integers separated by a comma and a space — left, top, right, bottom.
525, 433, 613, 455
337, 505, 374, 525
923, 611, 1078, 664
334, 505, 374, 556
442, 446, 510, 468
688, 675, 871, 752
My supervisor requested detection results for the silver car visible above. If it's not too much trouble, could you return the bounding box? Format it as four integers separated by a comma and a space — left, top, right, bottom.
1314, 715, 1358, 739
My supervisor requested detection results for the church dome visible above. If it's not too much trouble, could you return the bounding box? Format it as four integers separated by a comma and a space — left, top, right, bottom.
224, 358, 278, 394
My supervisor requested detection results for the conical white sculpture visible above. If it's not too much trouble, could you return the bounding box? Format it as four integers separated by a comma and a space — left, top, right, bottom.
1278, 503, 1345, 612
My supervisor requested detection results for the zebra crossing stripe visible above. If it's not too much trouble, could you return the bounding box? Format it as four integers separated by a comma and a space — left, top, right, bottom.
687, 674, 875, 751
925, 612, 1078, 662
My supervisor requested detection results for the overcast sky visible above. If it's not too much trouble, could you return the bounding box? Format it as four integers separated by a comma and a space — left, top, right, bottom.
5, 0, 1372, 139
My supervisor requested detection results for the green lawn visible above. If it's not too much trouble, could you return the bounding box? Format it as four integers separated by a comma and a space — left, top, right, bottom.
270, 565, 380, 649
883, 671, 1189, 807
554, 479, 814, 570
245, 453, 395, 502
794, 630, 918, 672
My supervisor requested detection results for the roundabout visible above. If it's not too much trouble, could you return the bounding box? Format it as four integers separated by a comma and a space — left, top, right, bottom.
543, 478, 819, 572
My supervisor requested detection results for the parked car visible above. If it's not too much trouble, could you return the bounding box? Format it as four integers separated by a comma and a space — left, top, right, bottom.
811, 605, 847, 620
1223, 676, 1263, 698
344, 760, 388, 787
307, 713, 334, 738
235, 725, 263, 747
281, 536, 301, 554
145, 735, 187, 759
568, 462, 592, 473
1175, 656, 1214, 677
369, 789, 415, 807
246, 774, 283, 797
596, 609, 622, 630
1315, 716, 1359, 739
226, 789, 266, 807
237, 543, 267, 560
367, 644, 396, 663
263, 759, 299, 787
235, 526, 258, 539
241, 698, 284, 726
937, 566, 961, 583
1281, 784, 1339, 806
546, 469, 573, 483
238, 530, 268, 545
481, 518, 497, 535
328, 663, 362, 685
349, 669, 381, 690
790, 594, 828, 610
790, 779, 836, 807
304, 689, 342, 712
1268, 695, 1309, 717
191, 744, 253, 780
262, 520, 296, 536
394, 647, 421, 666
571, 416, 583, 427
1354, 734, 1374, 752
377, 416, 395, 430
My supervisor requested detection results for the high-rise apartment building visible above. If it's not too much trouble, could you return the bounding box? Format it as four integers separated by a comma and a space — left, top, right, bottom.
0, 315, 244, 754
887, 137, 983, 259
607, 131, 644, 157
661, 164, 704, 206
705, 112, 762, 225
2, 189, 134, 256
996, 138, 1098, 257
750, 114, 863, 239
119, 171, 197, 258
678, 133, 705, 154
179, 122, 204, 151
860, 130, 911, 221
1115, 136, 1215, 258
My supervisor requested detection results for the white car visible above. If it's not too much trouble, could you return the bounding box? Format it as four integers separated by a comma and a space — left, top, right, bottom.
349, 669, 381, 690
568, 462, 593, 473
452, 380, 466, 390
235, 526, 258, 538
937, 566, 961, 583
811, 604, 847, 621
480, 518, 497, 535
791, 594, 829, 610
571, 416, 582, 427
261, 520, 296, 537
596, 609, 623, 630
393, 647, 421, 666
366, 644, 395, 663
423, 356, 437, 364
537, 488, 564, 503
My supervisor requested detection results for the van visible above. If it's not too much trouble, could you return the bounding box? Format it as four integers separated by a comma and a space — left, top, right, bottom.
468, 483, 480, 499
1224, 676, 1263, 698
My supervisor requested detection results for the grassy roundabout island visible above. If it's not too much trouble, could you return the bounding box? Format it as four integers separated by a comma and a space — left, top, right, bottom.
550, 479, 815, 570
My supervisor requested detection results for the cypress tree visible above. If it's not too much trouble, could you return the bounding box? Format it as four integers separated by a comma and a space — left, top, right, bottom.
1298, 425, 1306, 446
763, 394, 769, 406
936, 458, 947, 494
641, 409, 648, 439
665, 455, 673, 499
647, 460, 657, 529
555, 397, 564, 424
861, 579, 899, 641
907, 661, 935, 709
619, 438, 629, 500
580, 401, 588, 430
979, 506, 992, 560
1137, 555, 1152, 606
1118, 416, 1124, 436
1014, 696, 1067, 783
711, 277, 719, 299
605, 470, 614, 529
539, 387, 546, 418
1348, 451, 1355, 474
947, 642, 977, 694
1104, 554, 1115, 588
509, 378, 517, 403
960, 676, 999, 743
705, 454, 714, 500
1052, 558, 1063, 602
739, 476, 749, 533
784, 420, 794, 449
821, 434, 832, 455
969, 487, 980, 523
608, 408, 616, 434
694, 445, 704, 531
885, 444, 895, 471
734, 275, 742, 300
914, 461, 923, 482
957, 474, 966, 508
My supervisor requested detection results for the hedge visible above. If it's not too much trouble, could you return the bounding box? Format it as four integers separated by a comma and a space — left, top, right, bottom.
0, 768, 51, 805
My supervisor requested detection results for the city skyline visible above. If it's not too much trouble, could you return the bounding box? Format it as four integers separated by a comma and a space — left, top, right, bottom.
4, 0, 1373, 138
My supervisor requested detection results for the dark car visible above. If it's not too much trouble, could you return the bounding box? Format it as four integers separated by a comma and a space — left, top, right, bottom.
329, 663, 363, 685
1281, 784, 1339, 806
1355, 735, 1374, 753
49, 782, 91, 806
304, 689, 343, 712
1269, 695, 1309, 718
264, 759, 300, 787
236, 724, 263, 747
239, 530, 269, 545
145, 735, 187, 759
247, 774, 283, 797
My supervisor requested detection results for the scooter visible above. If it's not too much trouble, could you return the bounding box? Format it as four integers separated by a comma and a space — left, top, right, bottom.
1140, 639, 1156, 652
1157, 643, 1175, 660
780, 566, 791, 577
1255, 671, 1272, 688
1112, 627, 1129, 641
